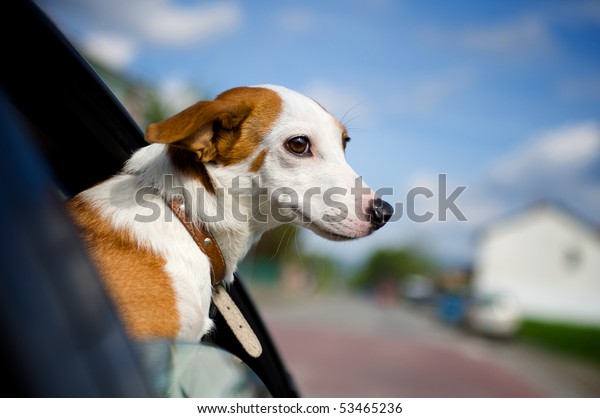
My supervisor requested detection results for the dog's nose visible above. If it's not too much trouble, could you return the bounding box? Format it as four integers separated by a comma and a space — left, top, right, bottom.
369, 198, 393, 230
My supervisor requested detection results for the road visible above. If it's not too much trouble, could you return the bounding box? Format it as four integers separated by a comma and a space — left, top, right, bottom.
254, 292, 600, 397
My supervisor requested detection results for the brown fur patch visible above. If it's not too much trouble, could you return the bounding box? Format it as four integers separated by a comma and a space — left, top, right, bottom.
67, 195, 180, 339
168, 147, 216, 194
250, 149, 268, 173
213, 87, 282, 166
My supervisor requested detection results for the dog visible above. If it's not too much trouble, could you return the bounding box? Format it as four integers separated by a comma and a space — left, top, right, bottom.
68, 85, 393, 343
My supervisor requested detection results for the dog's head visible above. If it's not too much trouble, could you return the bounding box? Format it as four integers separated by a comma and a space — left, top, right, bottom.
146, 85, 392, 240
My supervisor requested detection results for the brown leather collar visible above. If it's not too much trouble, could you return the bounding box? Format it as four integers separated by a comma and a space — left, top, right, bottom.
168, 199, 226, 286
168, 199, 262, 358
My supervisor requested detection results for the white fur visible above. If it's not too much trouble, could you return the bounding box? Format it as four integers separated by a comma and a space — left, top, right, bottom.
80, 85, 379, 341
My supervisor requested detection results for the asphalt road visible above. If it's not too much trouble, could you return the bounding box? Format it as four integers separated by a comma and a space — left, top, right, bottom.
255, 293, 600, 398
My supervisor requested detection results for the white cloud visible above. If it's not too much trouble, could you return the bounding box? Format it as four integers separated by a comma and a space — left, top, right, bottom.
418, 15, 554, 56
414, 0, 598, 60
537, 124, 600, 165
461, 17, 551, 53
81, 32, 137, 70
37, 0, 242, 69
157, 76, 204, 114
135, 2, 242, 46
490, 122, 600, 185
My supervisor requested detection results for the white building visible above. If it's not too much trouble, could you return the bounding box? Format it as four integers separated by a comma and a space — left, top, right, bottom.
473, 202, 600, 325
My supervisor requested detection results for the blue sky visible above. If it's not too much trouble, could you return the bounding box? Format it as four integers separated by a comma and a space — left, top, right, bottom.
37, 0, 600, 266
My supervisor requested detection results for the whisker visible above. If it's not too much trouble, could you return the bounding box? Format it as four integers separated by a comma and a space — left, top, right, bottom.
346, 125, 368, 133
340, 100, 367, 125
284, 225, 295, 258
271, 225, 291, 260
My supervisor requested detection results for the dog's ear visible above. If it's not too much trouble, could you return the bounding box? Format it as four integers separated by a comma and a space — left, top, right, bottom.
145, 98, 252, 163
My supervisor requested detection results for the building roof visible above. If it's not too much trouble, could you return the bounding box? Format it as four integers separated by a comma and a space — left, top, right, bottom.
475, 198, 600, 243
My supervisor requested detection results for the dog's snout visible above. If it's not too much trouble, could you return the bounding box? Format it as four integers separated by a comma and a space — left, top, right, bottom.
369, 198, 393, 230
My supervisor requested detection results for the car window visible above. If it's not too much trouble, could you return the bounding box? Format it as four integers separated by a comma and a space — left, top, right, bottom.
137, 342, 271, 398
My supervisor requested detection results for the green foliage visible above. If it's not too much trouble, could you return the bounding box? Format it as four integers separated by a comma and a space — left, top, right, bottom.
250, 225, 300, 263
141, 88, 172, 125
239, 225, 301, 283
351, 247, 437, 290
519, 319, 600, 367
299, 253, 346, 292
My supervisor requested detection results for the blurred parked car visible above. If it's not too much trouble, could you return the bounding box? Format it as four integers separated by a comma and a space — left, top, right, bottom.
403, 274, 436, 304
466, 293, 522, 338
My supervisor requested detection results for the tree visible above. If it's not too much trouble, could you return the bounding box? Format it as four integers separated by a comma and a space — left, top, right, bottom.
351, 247, 437, 290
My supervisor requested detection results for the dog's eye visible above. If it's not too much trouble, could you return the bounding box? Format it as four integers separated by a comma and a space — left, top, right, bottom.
287, 136, 311, 155
342, 136, 351, 150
